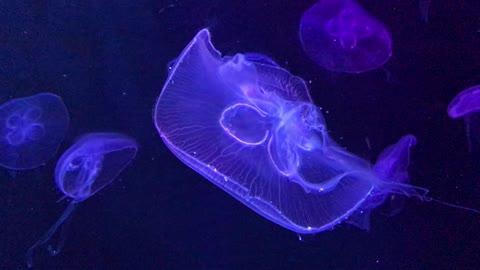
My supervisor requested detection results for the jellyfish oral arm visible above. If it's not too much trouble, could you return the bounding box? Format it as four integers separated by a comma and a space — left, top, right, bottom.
25, 202, 77, 268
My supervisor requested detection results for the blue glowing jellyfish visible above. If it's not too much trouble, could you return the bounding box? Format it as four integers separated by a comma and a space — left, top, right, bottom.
26, 133, 138, 267
153, 28, 424, 234
0, 93, 69, 170
299, 0, 392, 73
448, 84, 480, 152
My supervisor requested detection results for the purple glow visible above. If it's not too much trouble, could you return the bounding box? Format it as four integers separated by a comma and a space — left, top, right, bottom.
154, 29, 422, 234
299, 0, 392, 73
55, 132, 138, 201
26, 132, 137, 267
447, 85, 480, 119
447, 84, 480, 152
0, 93, 69, 170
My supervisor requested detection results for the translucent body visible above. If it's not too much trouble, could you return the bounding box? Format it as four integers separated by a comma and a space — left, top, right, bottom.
154, 29, 419, 234
447, 85, 480, 119
26, 133, 138, 267
299, 0, 392, 73
447, 84, 480, 152
419, 0, 432, 23
0, 93, 69, 170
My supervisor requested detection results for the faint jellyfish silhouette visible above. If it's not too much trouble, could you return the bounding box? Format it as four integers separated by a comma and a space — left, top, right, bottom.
153, 28, 432, 234
26, 133, 138, 268
419, 0, 432, 23
0, 93, 69, 170
299, 0, 392, 73
448, 84, 480, 152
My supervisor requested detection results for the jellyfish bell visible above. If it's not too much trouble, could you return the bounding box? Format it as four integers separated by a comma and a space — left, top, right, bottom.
155, 28, 480, 235
26, 132, 138, 268
299, 0, 392, 73
0, 93, 69, 170
156, 28, 468, 235
447, 85, 480, 119
447, 84, 480, 152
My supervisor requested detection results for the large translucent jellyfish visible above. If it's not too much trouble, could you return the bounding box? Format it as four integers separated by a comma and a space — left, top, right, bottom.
153, 28, 424, 234
26, 133, 138, 267
0, 93, 69, 170
299, 0, 392, 73
448, 84, 480, 152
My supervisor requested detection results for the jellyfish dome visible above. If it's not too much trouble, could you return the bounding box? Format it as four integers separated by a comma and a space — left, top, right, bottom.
154, 28, 420, 234
299, 0, 392, 73
54, 132, 139, 201
447, 84, 480, 119
447, 84, 480, 152
0, 93, 69, 170
26, 133, 138, 267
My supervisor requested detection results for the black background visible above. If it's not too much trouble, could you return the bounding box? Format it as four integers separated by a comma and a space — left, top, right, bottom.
0, 0, 479, 269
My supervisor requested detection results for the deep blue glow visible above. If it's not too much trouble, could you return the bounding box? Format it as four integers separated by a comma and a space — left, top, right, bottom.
26, 133, 138, 267
299, 0, 392, 73
154, 28, 422, 234
0, 93, 69, 170
448, 84, 480, 152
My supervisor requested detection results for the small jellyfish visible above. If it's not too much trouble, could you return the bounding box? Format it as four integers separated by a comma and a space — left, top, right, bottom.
299, 0, 392, 73
26, 133, 138, 267
447, 84, 480, 152
419, 0, 432, 23
0, 93, 69, 170
153, 28, 429, 234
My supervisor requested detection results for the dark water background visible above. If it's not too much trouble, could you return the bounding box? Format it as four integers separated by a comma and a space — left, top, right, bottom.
0, 0, 479, 269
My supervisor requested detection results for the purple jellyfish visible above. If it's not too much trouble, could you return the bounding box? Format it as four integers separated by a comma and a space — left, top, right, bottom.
448, 84, 480, 152
153, 28, 428, 234
0, 93, 69, 170
26, 133, 138, 267
299, 0, 392, 73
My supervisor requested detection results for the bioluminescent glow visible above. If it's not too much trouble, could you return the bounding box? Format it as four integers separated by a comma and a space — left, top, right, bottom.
448, 84, 480, 152
0, 93, 69, 170
26, 133, 138, 268
299, 0, 392, 73
153, 28, 422, 234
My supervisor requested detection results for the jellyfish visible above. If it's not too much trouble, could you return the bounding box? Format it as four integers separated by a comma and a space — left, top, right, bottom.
299, 0, 392, 73
419, 0, 432, 23
0, 93, 69, 170
26, 133, 138, 267
447, 84, 480, 152
153, 28, 428, 234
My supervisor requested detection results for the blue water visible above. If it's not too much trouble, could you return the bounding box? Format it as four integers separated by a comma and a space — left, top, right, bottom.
0, 0, 479, 269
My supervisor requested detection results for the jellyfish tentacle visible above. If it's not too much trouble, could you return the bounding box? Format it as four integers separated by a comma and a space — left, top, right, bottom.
25, 202, 77, 268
